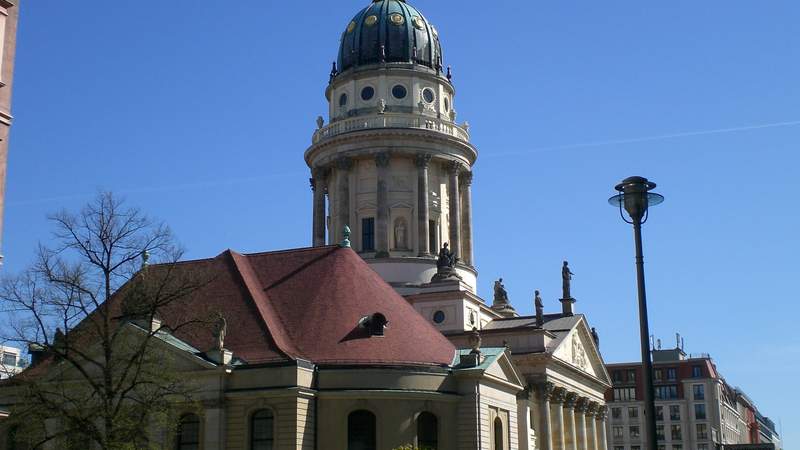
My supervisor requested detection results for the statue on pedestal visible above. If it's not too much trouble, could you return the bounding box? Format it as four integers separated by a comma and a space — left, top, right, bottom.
562, 261, 574, 299
431, 243, 461, 283
535, 290, 544, 327
212, 313, 227, 351
493, 278, 509, 307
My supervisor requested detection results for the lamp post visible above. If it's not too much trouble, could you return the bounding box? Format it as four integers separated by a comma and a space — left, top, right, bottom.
609, 176, 664, 450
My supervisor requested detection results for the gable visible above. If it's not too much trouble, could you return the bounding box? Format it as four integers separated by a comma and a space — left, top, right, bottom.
551, 319, 610, 384
484, 351, 524, 388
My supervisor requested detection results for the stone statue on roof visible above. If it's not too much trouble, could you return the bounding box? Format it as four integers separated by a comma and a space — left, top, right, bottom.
562, 261, 574, 299
212, 312, 227, 351
493, 278, 509, 306
535, 290, 544, 327
436, 243, 457, 270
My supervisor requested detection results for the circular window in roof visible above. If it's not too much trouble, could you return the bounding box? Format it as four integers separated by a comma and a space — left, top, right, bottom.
433, 310, 445, 324
389, 13, 405, 26
365, 15, 378, 27
347, 21, 356, 33
422, 88, 435, 104
339, 93, 348, 107
361, 86, 375, 101
392, 85, 407, 99
412, 16, 424, 30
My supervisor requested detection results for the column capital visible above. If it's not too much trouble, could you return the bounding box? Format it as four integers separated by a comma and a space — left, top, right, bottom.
535, 381, 555, 401
375, 152, 391, 168
459, 170, 473, 187
550, 387, 567, 404
447, 160, 463, 175
336, 156, 353, 171
575, 397, 590, 413
564, 392, 579, 409
585, 401, 599, 417
595, 405, 607, 420
310, 167, 330, 192
415, 153, 432, 168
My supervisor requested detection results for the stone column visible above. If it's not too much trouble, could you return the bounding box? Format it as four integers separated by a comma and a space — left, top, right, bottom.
551, 388, 567, 450
459, 170, 474, 266
575, 398, 588, 450
375, 152, 390, 257
586, 402, 598, 450
311, 167, 328, 247
447, 161, 462, 258
415, 154, 432, 256
564, 393, 578, 450
517, 388, 533, 450
335, 156, 353, 244
536, 383, 554, 450
595, 406, 608, 450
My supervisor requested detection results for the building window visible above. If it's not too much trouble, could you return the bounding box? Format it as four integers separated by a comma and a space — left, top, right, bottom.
654, 385, 678, 400
697, 423, 708, 440
443, 96, 450, 112
339, 93, 348, 107
692, 365, 702, 378
176, 413, 200, 450
1, 353, 15, 367
493, 416, 504, 450
417, 412, 438, 449
251, 409, 274, 450
672, 446, 682, 450
422, 88, 435, 104
615, 447, 625, 450
671, 425, 682, 440
698, 445, 708, 450
628, 407, 638, 419
613, 387, 635, 401
627, 369, 636, 382
694, 404, 706, 420
632, 447, 641, 450
392, 84, 407, 99
656, 406, 664, 421
630, 425, 640, 439
658, 447, 665, 450
612, 407, 621, 419
693, 384, 705, 400
361, 86, 375, 101
432, 310, 445, 324
361, 218, 375, 251
348, 410, 376, 450
666, 368, 676, 380
613, 370, 623, 383
612, 426, 624, 439
654, 368, 662, 380
656, 425, 665, 441
669, 405, 680, 421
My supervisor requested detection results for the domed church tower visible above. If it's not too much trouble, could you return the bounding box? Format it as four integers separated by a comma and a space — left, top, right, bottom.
305, 0, 477, 294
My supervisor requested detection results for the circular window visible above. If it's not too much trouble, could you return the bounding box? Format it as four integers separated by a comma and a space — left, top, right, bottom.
412, 16, 425, 30
365, 15, 378, 27
443, 96, 450, 112
433, 311, 446, 324
422, 88, 435, 104
392, 85, 407, 99
339, 93, 348, 107
361, 86, 375, 101
347, 21, 356, 33
389, 13, 405, 26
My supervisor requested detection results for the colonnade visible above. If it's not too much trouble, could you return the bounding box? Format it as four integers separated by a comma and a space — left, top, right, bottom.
532, 384, 608, 450
309, 153, 474, 265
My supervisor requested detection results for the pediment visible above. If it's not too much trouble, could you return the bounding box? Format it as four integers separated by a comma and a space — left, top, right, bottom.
484, 350, 524, 388
552, 318, 610, 384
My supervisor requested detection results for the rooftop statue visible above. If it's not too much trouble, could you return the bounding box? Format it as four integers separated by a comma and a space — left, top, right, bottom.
212, 312, 227, 351
493, 278, 509, 306
562, 261, 574, 299
431, 243, 461, 283
535, 290, 544, 327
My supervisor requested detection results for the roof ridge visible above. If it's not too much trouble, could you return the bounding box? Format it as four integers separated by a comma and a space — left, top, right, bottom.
227, 252, 301, 359
242, 245, 338, 257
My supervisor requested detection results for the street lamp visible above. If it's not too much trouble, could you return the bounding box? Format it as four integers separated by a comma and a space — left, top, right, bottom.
609, 176, 664, 450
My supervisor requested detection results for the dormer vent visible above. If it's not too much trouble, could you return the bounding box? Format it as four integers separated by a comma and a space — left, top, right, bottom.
359, 313, 388, 337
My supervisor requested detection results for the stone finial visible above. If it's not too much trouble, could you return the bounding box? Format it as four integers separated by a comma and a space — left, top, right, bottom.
340, 225, 351, 248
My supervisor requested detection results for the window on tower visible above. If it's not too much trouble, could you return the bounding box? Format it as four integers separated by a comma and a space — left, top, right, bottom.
362, 218, 375, 252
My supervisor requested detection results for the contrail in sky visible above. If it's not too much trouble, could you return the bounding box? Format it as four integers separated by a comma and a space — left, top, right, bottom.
486, 119, 800, 158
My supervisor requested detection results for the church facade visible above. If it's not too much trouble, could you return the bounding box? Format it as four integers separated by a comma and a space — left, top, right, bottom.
0, 1, 612, 449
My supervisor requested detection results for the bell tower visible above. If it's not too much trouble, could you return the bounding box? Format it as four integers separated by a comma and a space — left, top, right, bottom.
305, 0, 478, 294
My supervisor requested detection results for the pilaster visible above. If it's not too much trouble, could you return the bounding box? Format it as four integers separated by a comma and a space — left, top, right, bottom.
595, 406, 608, 450
586, 402, 598, 450
459, 170, 474, 266
311, 166, 329, 246
551, 387, 567, 450
575, 398, 589, 450
564, 392, 579, 450
415, 153, 432, 256
375, 152, 390, 257
335, 156, 353, 245
536, 382, 555, 450
447, 161, 462, 259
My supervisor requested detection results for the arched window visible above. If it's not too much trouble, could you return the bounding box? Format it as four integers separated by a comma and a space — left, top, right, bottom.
493, 416, 504, 450
347, 410, 376, 450
250, 409, 274, 450
417, 412, 438, 449
176, 413, 200, 450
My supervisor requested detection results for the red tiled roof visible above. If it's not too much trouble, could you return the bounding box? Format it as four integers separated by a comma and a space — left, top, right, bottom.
159, 246, 455, 367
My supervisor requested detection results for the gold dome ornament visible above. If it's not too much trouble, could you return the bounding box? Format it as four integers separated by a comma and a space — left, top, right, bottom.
365, 15, 378, 26
389, 13, 405, 25
346, 21, 356, 33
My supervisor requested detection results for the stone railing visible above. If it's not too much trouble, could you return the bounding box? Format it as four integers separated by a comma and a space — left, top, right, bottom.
312, 114, 470, 144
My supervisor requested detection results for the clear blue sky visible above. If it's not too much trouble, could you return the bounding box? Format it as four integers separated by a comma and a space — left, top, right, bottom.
5, 1, 798, 444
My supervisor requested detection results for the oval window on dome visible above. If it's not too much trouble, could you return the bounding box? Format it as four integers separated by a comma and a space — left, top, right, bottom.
389, 13, 405, 26
433, 311, 445, 324
443, 96, 450, 112
361, 86, 375, 101
412, 16, 424, 30
392, 85, 407, 100
339, 93, 348, 107
347, 21, 356, 33
365, 15, 378, 27
422, 88, 435, 104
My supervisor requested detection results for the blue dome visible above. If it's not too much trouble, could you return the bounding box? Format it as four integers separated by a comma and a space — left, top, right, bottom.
337, 0, 444, 75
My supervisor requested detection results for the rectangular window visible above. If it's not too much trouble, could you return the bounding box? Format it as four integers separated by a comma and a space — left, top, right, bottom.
655, 385, 678, 400
1, 353, 15, 367
632, 447, 641, 450
695, 403, 706, 420
658, 446, 665, 450
613, 426, 624, 439
614, 447, 625, 450
628, 407, 639, 419
673, 446, 682, 450
428, 219, 437, 253
693, 384, 705, 400
698, 445, 708, 450
692, 365, 702, 378
666, 368, 677, 380
612, 407, 621, 419
627, 369, 637, 382
613, 388, 636, 401
656, 425, 665, 441
697, 424, 708, 440
654, 368, 663, 380
630, 425, 640, 439
671, 425, 682, 440
669, 405, 680, 421
361, 218, 375, 251
656, 406, 664, 421
613, 370, 623, 383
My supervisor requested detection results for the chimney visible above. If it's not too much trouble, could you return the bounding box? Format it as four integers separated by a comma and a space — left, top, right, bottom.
28, 343, 46, 366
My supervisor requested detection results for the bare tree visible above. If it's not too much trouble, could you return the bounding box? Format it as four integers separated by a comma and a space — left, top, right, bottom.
0, 192, 212, 449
